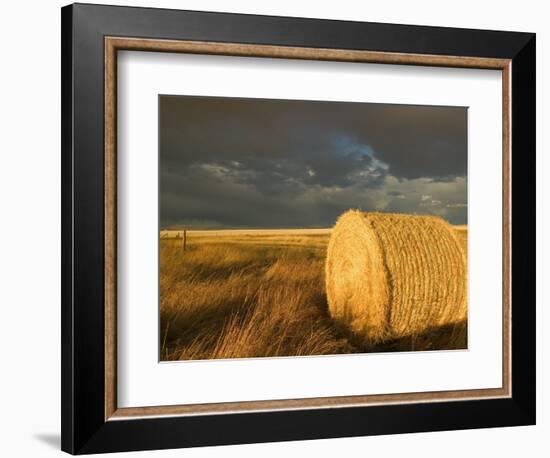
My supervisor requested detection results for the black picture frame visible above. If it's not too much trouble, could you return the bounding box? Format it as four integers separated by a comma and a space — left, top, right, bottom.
61, 3, 535, 454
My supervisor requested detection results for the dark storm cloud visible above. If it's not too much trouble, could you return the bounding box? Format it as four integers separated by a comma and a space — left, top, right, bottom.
160, 95, 467, 228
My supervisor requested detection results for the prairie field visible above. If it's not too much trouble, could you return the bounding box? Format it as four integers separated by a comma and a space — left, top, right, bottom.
160, 226, 468, 361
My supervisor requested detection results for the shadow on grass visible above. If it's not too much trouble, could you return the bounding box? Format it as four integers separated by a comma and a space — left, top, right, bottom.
161, 296, 253, 359
348, 320, 468, 353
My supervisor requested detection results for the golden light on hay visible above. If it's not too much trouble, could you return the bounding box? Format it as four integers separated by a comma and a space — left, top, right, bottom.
325, 210, 467, 343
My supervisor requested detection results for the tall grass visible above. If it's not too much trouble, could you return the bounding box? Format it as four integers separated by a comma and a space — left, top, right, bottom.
160, 234, 353, 361
160, 229, 467, 361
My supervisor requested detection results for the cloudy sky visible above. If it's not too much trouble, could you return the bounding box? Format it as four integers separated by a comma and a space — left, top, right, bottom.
159, 95, 467, 229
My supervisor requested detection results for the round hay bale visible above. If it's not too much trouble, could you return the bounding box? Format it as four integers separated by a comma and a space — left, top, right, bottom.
325, 210, 467, 342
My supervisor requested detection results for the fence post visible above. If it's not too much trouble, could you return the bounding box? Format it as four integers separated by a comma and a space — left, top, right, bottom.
182, 229, 187, 252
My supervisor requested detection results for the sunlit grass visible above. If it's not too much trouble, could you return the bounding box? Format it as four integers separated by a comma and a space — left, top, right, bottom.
160, 228, 467, 361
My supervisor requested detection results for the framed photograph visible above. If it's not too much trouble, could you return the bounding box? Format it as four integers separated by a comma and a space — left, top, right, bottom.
61, 3, 536, 454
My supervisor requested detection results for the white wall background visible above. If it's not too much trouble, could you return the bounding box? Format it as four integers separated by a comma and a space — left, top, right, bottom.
0, 1, 544, 456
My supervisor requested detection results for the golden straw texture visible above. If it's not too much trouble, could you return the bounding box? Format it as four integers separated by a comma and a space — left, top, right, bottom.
325, 210, 467, 342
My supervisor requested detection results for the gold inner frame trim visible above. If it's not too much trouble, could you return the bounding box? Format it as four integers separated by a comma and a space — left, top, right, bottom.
104, 36, 512, 421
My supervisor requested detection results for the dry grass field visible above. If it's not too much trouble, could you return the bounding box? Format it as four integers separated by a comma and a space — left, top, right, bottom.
160, 224, 468, 361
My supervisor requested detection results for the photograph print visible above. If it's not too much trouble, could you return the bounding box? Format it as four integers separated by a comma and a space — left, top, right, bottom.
159, 95, 468, 362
